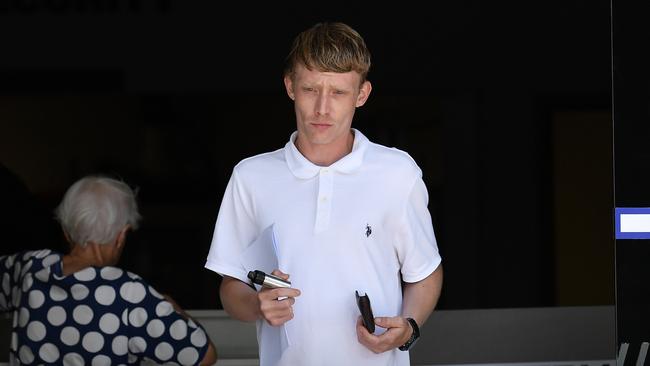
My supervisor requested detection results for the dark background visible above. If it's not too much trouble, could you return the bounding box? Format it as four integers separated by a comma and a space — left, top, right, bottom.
0, 1, 613, 311
613, 0, 650, 361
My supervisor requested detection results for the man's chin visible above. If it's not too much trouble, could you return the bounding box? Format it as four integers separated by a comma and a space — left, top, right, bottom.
302, 130, 333, 144
307, 138, 333, 146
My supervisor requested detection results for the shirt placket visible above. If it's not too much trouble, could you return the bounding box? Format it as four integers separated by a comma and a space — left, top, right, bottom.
314, 167, 334, 233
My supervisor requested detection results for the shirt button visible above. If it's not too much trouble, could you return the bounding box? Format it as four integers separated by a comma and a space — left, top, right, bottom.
321, 196, 328, 202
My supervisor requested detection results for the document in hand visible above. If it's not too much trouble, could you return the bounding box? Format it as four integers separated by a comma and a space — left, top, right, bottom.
240, 224, 280, 291
238, 223, 290, 354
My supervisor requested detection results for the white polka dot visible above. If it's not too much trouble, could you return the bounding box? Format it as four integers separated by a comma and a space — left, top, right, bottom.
50, 285, 68, 301
47, 306, 67, 326
39, 343, 60, 363
188, 318, 197, 328
35, 249, 51, 259
19, 345, 34, 364
74, 267, 96, 281
156, 301, 174, 317
92, 354, 111, 366
42, 254, 60, 268
60, 326, 80, 346
100, 267, 123, 280
122, 308, 128, 325
2, 273, 11, 294
178, 347, 199, 365
128, 353, 138, 364
127, 271, 141, 280
28, 290, 45, 309
119, 282, 146, 303
34, 268, 50, 282
128, 336, 147, 353
146, 319, 165, 338
62, 352, 84, 366
112, 335, 128, 356
13, 262, 22, 282
10, 331, 17, 351
27, 320, 46, 341
22, 273, 33, 292
99, 313, 120, 334
71, 284, 89, 300
5, 254, 15, 268
191, 329, 207, 347
20, 260, 33, 277
94, 285, 116, 306
170, 319, 188, 340
82, 331, 104, 353
155, 342, 174, 361
11, 286, 21, 307
73, 305, 94, 325
128, 307, 148, 327
12, 310, 17, 327
22, 251, 35, 261
18, 308, 29, 327
148, 286, 164, 299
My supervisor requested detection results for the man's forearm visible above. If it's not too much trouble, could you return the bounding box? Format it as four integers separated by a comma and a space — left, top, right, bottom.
220, 276, 262, 322
402, 265, 443, 326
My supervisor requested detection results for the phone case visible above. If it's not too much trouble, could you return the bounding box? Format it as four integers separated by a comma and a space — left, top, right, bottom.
356, 290, 375, 333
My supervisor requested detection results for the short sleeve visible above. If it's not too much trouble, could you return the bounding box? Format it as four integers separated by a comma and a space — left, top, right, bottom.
0, 250, 50, 311
394, 176, 442, 283
204, 167, 258, 282
0, 253, 18, 311
126, 282, 210, 366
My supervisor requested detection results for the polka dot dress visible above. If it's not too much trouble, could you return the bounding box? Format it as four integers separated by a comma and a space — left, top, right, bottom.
0, 250, 210, 365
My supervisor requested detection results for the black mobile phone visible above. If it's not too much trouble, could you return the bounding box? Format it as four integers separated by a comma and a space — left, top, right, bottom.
355, 290, 375, 333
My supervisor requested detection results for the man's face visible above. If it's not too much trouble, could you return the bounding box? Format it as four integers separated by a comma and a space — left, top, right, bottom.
284, 63, 371, 149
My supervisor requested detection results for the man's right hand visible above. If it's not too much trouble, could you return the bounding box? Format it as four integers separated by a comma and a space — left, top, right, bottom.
257, 269, 301, 326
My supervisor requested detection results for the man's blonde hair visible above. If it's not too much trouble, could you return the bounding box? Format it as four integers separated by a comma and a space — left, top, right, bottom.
284, 22, 371, 82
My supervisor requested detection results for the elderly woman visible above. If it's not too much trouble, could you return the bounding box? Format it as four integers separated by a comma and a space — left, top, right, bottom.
0, 176, 217, 365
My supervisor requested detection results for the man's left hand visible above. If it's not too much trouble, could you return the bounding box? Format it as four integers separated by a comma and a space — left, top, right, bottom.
356, 316, 412, 354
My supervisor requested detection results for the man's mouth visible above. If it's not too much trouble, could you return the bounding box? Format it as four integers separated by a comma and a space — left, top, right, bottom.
311, 123, 332, 128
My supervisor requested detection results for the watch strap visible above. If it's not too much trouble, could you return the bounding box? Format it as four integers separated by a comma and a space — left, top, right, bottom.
398, 317, 420, 351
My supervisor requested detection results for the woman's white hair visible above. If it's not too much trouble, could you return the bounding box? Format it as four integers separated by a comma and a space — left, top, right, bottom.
55, 176, 141, 246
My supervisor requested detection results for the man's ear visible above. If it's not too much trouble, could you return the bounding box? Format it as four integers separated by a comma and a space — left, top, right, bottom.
356, 80, 372, 107
284, 74, 295, 101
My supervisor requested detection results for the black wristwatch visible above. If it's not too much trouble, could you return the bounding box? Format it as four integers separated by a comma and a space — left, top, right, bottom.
398, 317, 420, 351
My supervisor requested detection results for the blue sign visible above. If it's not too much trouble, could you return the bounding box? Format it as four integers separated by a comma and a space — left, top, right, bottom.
616, 207, 650, 239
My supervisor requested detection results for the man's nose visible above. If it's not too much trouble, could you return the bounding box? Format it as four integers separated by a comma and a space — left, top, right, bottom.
315, 94, 330, 115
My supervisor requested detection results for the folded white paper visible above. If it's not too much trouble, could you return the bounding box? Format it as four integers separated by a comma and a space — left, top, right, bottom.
239, 223, 290, 357
240, 224, 280, 291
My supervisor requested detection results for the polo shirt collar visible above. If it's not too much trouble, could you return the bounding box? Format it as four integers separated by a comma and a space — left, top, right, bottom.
284, 128, 369, 179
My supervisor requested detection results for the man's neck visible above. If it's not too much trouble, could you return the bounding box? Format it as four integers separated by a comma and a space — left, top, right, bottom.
296, 130, 355, 166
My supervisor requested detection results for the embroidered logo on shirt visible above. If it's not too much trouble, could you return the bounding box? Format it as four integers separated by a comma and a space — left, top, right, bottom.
365, 224, 372, 238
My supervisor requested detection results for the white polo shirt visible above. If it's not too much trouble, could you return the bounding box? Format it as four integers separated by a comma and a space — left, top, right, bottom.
205, 129, 441, 366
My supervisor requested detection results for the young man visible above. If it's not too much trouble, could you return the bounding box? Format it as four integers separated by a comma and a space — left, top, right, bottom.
205, 22, 442, 365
